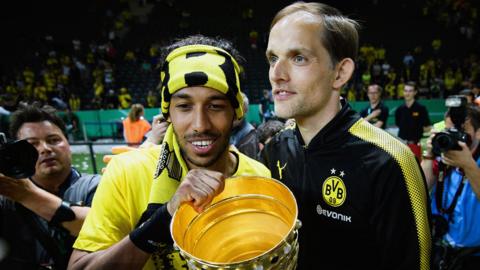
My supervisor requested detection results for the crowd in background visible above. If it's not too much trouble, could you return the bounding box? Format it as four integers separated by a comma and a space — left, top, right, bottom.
0, 0, 478, 143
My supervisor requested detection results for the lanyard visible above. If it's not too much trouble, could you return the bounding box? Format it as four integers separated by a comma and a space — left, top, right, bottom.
434, 165, 465, 221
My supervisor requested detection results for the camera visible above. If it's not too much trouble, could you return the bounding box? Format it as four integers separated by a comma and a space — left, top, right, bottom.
0, 133, 38, 179
431, 95, 471, 156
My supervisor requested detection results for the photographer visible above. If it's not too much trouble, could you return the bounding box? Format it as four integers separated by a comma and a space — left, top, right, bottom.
421, 102, 480, 270
0, 105, 100, 269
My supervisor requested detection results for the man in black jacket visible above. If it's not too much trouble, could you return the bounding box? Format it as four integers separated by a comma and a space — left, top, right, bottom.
262, 2, 431, 269
360, 84, 389, 129
0, 105, 99, 269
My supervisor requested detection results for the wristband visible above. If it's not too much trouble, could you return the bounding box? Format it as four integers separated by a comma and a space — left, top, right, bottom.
422, 155, 435, 160
50, 201, 76, 226
129, 204, 173, 253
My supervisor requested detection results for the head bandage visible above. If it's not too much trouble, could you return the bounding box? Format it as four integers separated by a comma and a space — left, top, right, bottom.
160, 44, 244, 119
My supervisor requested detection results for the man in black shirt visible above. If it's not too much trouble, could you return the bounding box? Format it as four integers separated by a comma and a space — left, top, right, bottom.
360, 84, 389, 129
395, 81, 432, 160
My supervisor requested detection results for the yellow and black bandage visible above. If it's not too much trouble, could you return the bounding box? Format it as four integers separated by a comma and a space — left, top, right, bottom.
160, 44, 244, 119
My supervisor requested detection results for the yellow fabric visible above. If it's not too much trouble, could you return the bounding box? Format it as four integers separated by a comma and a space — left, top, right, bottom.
74, 125, 271, 269
160, 44, 244, 119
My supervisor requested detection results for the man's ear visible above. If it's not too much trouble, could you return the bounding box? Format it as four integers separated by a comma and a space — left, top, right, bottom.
332, 58, 355, 90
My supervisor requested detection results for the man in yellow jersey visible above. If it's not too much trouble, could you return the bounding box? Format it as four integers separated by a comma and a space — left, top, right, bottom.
68, 35, 271, 270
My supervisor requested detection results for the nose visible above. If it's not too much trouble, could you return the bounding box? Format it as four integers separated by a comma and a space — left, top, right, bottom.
269, 59, 289, 84
36, 141, 53, 155
191, 108, 212, 134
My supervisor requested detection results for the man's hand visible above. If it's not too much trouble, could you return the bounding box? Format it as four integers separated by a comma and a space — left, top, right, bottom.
167, 169, 225, 214
442, 141, 476, 169
370, 109, 381, 118
0, 173, 35, 203
129, 168, 225, 254
424, 129, 439, 157
142, 115, 168, 147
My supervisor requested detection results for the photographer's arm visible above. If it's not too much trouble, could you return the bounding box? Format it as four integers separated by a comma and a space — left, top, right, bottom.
420, 133, 437, 190
0, 174, 88, 236
443, 142, 480, 199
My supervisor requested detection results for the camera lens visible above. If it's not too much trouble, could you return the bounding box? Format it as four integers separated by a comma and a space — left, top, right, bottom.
432, 132, 455, 155
0, 140, 38, 179
435, 134, 453, 149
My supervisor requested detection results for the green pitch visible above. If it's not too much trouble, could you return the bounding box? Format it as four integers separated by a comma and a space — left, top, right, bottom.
72, 153, 106, 174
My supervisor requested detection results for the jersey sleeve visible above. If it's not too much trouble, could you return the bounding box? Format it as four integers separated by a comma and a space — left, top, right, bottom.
371, 155, 431, 270
73, 157, 135, 252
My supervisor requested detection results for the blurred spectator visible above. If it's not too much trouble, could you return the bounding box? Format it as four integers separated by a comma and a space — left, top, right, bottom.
230, 93, 260, 159
0, 97, 11, 116
249, 29, 259, 49
122, 103, 151, 146
141, 60, 152, 73
146, 90, 158, 108
360, 84, 389, 129
104, 89, 119, 109
118, 87, 132, 109
257, 119, 285, 151
259, 89, 274, 122
459, 89, 475, 104
124, 50, 136, 62
68, 93, 81, 111
403, 51, 415, 80
395, 81, 432, 160
60, 108, 83, 141
51, 97, 68, 111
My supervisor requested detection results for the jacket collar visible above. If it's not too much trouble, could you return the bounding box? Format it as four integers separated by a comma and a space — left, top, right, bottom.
295, 98, 360, 150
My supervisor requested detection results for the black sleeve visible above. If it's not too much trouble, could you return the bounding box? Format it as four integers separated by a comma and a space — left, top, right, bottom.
395, 107, 400, 126
372, 157, 431, 270
359, 107, 368, 118
379, 106, 389, 123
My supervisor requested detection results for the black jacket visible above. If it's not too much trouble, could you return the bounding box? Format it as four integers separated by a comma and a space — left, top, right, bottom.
261, 101, 431, 270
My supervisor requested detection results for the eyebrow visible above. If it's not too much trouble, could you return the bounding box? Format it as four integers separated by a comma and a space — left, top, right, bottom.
266, 46, 315, 57
172, 92, 229, 101
23, 134, 61, 141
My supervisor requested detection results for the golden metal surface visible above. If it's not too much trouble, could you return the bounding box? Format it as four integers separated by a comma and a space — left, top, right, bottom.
171, 176, 298, 266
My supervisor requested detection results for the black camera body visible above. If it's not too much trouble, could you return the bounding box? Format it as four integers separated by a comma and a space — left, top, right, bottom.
0, 133, 38, 179
431, 128, 469, 156
431, 95, 470, 156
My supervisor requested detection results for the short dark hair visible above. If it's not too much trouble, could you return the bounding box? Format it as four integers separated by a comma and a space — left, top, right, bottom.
9, 104, 67, 139
367, 84, 383, 93
459, 89, 475, 100
405, 81, 417, 89
445, 105, 480, 131
466, 105, 480, 131
257, 119, 285, 144
270, 1, 359, 65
